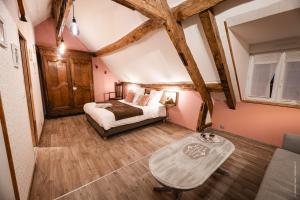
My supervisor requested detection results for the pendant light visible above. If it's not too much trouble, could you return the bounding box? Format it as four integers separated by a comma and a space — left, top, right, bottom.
70, 0, 80, 36
58, 38, 65, 54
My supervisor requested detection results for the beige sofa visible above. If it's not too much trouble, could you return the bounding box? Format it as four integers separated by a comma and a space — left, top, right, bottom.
255, 134, 300, 200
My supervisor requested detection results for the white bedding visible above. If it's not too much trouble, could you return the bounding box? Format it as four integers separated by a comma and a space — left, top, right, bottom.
83, 100, 166, 130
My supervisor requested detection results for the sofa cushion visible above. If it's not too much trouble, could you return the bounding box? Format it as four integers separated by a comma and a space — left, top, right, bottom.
255, 148, 300, 200
283, 134, 300, 154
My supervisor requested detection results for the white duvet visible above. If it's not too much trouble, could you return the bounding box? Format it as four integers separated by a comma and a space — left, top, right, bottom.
83, 100, 166, 130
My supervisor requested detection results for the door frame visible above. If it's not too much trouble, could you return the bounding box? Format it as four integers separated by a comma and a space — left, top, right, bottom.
19, 31, 38, 146
0, 93, 20, 200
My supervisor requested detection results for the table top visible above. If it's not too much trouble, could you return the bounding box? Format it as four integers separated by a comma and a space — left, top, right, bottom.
149, 132, 235, 190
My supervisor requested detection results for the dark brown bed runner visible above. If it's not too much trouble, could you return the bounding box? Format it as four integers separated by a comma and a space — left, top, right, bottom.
105, 100, 143, 120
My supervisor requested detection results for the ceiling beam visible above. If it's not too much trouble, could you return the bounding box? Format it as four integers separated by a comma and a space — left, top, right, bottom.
97, 0, 224, 56
172, 0, 225, 22
123, 82, 223, 92
52, 0, 73, 42
96, 19, 164, 56
112, 0, 166, 20
197, 102, 209, 131
159, 0, 214, 114
17, 0, 27, 22
199, 10, 236, 109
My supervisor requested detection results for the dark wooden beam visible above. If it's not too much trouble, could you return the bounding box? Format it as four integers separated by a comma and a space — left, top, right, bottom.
96, 19, 164, 56
200, 10, 236, 109
159, 0, 214, 114
112, 0, 166, 20
172, 0, 225, 22
17, 0, 27, 22
197, 102, 209, 132
52, 0, 72, 42
206, 83, 223, 92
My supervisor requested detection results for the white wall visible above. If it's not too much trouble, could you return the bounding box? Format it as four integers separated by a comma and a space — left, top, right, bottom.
0, 123, 15, 200
3, 0, 44, 139
0, 1, 43, 199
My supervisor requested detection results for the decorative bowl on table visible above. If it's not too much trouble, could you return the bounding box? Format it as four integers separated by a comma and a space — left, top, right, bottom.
198, 132, 223, 143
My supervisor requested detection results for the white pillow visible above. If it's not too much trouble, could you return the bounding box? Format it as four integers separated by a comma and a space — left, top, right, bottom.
133, 87, 145, 104
148, 90, 163, 106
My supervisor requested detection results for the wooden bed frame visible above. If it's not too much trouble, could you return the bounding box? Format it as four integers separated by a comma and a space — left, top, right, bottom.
86, 114, 166, 138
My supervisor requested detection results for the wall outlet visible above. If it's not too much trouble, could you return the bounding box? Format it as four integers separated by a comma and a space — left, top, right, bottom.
219, 124, 224, 129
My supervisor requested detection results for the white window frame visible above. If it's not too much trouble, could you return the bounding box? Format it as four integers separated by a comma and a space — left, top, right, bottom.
244, 50, 300, 106
245, 53, 281, 102
276, 52, 300, 105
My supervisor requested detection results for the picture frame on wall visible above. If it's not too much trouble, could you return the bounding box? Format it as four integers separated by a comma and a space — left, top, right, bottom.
0, 16, 7, 48
11, 43, 19, 68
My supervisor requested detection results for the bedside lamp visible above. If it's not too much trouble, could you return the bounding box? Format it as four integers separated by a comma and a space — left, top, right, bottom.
161, 91, 178, 107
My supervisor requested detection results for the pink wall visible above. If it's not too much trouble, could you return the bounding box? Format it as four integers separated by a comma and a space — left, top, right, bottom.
34, 18, 89, 51
212, 101, 300, 147
92, 57, 119, 102
168, 91, 203, 131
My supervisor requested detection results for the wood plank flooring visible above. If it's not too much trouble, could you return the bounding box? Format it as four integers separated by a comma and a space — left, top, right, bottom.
29, 115, 275, 200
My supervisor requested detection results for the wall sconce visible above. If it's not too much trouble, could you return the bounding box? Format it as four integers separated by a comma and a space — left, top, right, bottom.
161, 90, 178, 106
58, 38, 65, 55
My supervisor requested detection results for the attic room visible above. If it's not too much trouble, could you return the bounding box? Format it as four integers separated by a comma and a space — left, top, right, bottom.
0, 0, 299, 199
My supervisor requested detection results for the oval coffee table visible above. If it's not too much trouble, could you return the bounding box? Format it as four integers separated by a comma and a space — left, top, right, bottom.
149, 132, 235, 200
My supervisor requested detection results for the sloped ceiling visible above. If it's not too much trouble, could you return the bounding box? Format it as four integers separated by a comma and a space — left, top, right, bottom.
23, 0, 52, 26
24, 0, 219, 84
230, 8, 300, 44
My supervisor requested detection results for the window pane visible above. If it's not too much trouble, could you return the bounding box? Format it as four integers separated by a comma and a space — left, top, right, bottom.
282, 61, 300, 101
250, 63, 276, 98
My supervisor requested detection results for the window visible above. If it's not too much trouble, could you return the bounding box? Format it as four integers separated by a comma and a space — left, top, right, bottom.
245, 50, 300, 105
279, 51, 300, 103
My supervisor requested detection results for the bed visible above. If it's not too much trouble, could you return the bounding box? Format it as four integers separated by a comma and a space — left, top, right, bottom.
83, 96, 167, 138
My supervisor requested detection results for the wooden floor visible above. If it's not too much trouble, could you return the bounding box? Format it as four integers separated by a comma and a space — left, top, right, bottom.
29, 115, 275, 200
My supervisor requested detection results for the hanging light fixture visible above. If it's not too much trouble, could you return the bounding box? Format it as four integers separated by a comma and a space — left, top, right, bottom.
58, 38, 66, 54
70, 0, 80, 36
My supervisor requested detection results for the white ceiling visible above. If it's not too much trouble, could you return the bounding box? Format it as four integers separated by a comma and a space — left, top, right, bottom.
23, 0, 186, 51
23, 0, 52, 26
102, 29, 193, 83
66, 0, 148, 51
230, 8, 300, 44
22, 0, 299, 84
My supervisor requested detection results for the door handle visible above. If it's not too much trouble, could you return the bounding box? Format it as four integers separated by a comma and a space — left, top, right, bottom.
73, 86, 77, 91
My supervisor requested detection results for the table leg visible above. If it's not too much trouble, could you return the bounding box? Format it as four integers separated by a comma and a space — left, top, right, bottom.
216, 168, 230, 176
153, 186, 183, 200
153, 186, 172, 192
173, 190, 183, 200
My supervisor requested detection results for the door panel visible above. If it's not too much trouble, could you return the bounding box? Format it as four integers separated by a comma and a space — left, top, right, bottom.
44, 56, 73, 111
70, 58, 93, 107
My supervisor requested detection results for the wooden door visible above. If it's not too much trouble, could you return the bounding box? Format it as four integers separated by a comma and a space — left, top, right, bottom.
70, 57, 93, 108
19, 33, 38, 146
42, 55, 74, 115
